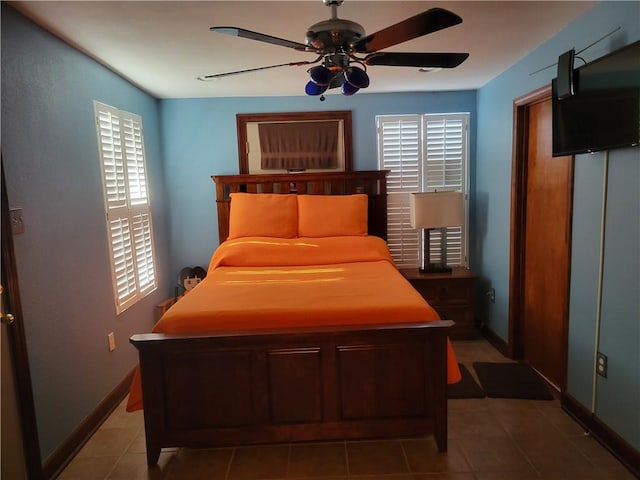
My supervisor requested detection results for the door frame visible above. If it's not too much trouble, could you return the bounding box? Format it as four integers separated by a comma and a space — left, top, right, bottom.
508, 85, 573, 391
1, 163, 44, 479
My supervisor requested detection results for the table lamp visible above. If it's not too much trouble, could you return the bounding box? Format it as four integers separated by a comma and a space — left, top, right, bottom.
409, 191, 464, 273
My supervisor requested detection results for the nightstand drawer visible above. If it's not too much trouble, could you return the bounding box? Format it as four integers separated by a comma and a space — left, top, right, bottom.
411, 283, 441, 304
410, 279, 474, 306
434, 306, 476, 339
400, 267, 479, 340
439, 281, 475, 305
436, 305, 470, 321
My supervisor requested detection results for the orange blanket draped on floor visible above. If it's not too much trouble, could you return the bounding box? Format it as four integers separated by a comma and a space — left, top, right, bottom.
127, 236, 461, 412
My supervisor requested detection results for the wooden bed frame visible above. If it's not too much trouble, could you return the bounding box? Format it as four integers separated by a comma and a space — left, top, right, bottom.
130, 171, 453, 466
213, 170, 389, 243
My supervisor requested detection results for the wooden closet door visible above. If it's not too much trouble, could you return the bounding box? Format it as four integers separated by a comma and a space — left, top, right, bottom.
522, 97, 572, 387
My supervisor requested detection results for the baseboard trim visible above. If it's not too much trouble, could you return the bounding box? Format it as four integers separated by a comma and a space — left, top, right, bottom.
479, 324, 510, 358
42, 368, 135, 479
561, 392, 639, 479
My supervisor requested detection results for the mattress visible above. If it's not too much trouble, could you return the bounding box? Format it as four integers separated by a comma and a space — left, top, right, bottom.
126, 236, 461, 411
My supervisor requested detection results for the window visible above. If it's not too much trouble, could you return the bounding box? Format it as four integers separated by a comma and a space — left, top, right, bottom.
94, 102, 157, 313
377, 113, 469, 269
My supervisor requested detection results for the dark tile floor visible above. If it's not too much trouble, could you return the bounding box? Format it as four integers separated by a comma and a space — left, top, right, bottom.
58, 339, 635, 480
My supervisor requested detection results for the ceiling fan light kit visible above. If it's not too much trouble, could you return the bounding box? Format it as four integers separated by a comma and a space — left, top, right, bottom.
200, 0, 469, 97
341, 81, 360, 96
308, 65, 333, 86
306, 58, 370, 97
305, 80, 328, 96
345, 66, 370, 89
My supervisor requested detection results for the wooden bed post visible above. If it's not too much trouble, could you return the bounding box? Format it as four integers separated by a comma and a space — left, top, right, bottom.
425, 326, 450, 452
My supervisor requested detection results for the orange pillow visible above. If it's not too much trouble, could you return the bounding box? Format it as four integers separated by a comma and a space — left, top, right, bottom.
297, 194, 368, 237
228, 193, 298, 239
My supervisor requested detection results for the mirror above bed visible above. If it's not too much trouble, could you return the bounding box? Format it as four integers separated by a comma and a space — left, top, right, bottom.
236, 111, 353, 174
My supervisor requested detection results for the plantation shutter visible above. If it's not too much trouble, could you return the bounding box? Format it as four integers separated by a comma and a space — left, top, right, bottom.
122, 115, 156, 295
423, 114, 468, 266
95, 102, 156, 313
377, 116, 422, 268
377, 113, 469, 269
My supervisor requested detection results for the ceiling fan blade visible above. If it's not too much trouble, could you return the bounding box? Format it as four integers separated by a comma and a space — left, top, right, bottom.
211, 27, 309, 51
198, 60, 317, 81
364, 52, 469, 68
352, 8, 462, 54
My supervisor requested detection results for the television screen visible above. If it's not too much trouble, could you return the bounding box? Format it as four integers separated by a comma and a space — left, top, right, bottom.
552, 40, 640, 157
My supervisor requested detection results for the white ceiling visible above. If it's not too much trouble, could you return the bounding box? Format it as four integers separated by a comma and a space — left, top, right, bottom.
9, 1, 596, 99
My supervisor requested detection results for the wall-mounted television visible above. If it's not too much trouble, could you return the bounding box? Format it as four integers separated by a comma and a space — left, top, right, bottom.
552, 40, 640, 157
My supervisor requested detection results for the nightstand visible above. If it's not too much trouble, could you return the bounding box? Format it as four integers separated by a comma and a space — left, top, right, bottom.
155, 296, 182, 321
400, 267, 479, 340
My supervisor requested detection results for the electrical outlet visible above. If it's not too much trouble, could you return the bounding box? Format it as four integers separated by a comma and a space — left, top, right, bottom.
486, 288, 496, 303
596, 352, 607, 378
107, 332, 116, 352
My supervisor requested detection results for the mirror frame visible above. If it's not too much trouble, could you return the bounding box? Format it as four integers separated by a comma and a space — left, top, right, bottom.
236, 110, 353, 174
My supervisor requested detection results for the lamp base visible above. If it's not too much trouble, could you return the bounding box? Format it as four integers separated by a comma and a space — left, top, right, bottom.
419, 228, 453, 274
419, 265, 452, 274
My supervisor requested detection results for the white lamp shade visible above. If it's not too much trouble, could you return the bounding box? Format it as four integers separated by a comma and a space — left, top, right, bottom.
409, 191, 464, 229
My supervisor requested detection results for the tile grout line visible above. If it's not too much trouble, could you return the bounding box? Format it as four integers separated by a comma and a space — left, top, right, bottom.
398, 438, 412, 476
496, 406, 546, 479
102, 423, 141, 480
343, 440, 350, 476
224, 446, 236, 480
286, 443, 292, 479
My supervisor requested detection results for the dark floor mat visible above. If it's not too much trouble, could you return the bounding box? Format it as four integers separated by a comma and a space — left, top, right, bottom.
472, 362, 554, 400
448, 364, 486, 399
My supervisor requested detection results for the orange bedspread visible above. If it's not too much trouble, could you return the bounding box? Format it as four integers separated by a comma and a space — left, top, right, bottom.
127, 236, 461, 412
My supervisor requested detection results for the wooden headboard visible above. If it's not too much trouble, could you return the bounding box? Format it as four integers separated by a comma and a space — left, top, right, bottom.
212, 170, 388, 243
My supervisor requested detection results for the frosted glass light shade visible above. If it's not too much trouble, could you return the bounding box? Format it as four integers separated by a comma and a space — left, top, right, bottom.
305, 81, 328, 96
345, 66, 370, 89
308, 65, 332, 86
341, 82, 359, 96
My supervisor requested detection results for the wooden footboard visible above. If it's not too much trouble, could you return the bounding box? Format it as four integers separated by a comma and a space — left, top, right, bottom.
130, 320, 452, 466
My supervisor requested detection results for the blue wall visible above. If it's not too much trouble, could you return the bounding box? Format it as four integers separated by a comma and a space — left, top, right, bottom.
1, 4, 476, 464
568, 148, 639, 448
476, 1, 639, 449
3, 0, 639, 467
160, 92, 477, 277
1, 5, 171, 461
567, 154, 605, 406
595, 149, 639, 446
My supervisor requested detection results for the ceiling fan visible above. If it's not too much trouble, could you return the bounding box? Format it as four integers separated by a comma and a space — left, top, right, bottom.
198, 0, 469, 97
